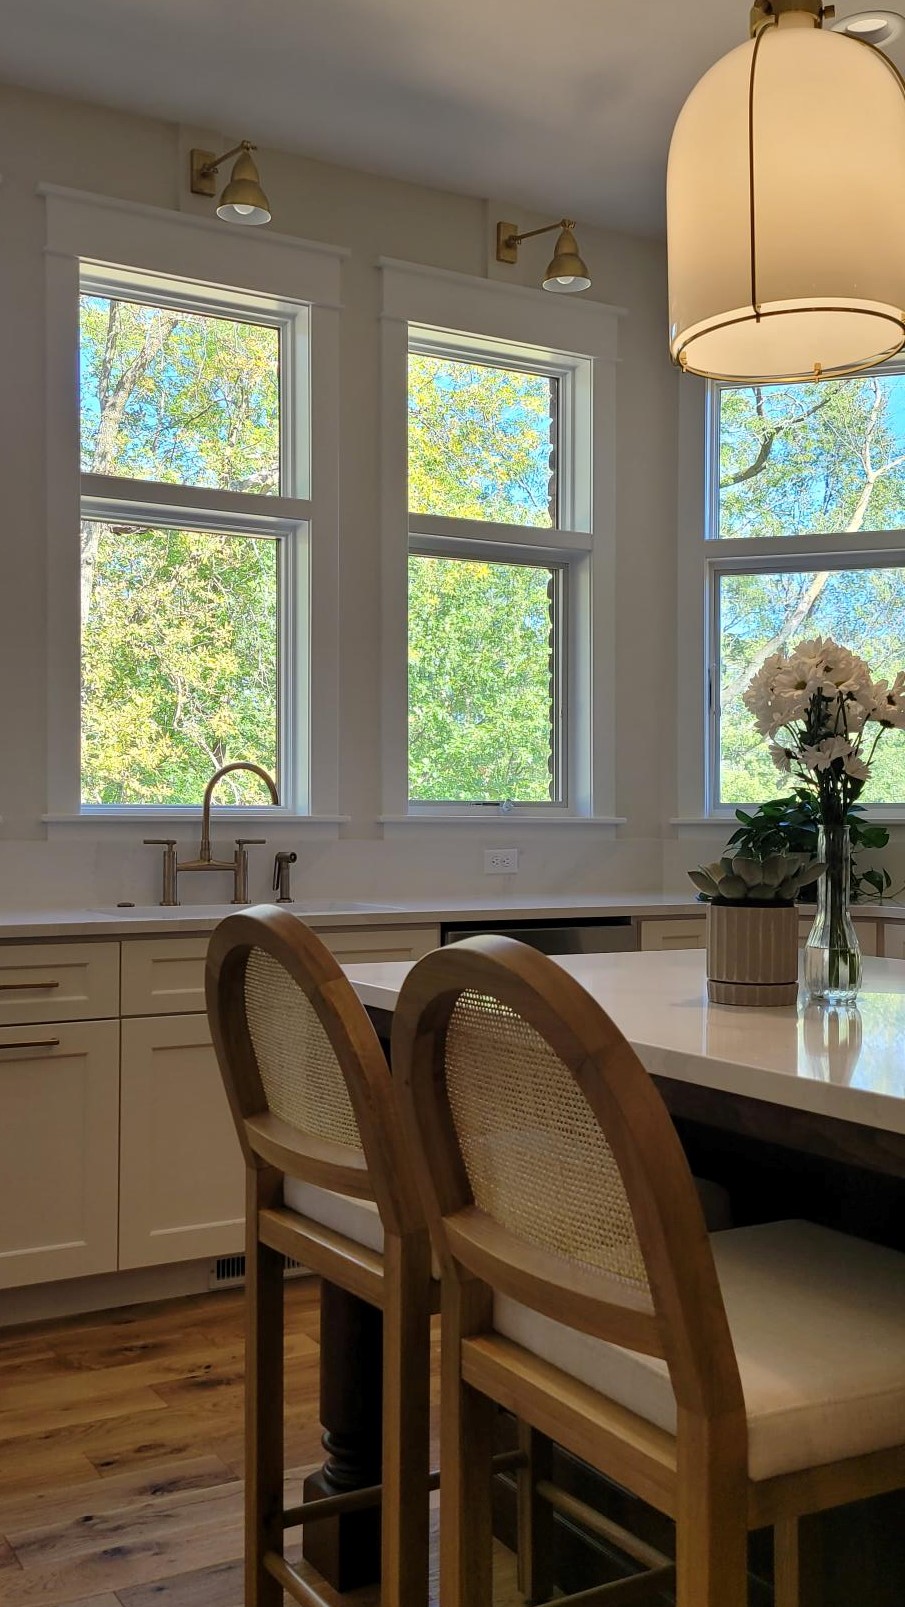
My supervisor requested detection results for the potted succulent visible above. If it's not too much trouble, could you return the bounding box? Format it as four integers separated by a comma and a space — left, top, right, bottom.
689, 851, 823, 1007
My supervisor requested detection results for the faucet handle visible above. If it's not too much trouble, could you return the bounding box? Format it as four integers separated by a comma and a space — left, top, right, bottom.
234, 838, 266, 848
143, 838, 177, 847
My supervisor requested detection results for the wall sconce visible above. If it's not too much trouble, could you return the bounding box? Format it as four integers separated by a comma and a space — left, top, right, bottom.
496, 218, 591, 294
189, 140, 271, 226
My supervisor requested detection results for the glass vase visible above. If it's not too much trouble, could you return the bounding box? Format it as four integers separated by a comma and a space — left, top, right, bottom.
804, 825, 862, 1004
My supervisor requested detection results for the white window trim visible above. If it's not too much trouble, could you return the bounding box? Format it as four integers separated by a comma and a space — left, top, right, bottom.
378, 258, 622, 824
676, 371, 905, 826
41, 185, 346, 831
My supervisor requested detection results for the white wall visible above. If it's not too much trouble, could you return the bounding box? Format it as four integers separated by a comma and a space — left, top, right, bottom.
0, 81, 679, 907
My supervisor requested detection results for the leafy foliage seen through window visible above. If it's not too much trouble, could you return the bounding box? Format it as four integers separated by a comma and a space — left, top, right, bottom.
716, 378, 905, 804
78, 294, 282, 806
407, 353, 561, 802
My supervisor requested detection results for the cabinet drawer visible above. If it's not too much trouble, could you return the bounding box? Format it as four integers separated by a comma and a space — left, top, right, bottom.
639, 918, 707, 951
0, 942, 119, 1025
121, 937, 210, 1016
798, 917, 878, 955
315, 925, 440, 964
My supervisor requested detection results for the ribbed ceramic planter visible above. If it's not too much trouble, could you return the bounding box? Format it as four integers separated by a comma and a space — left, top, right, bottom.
706, 903, 799, 1007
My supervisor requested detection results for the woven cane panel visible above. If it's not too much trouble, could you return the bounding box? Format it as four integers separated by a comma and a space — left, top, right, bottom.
445, 991, 648, 1288
244, 947, 362, 1151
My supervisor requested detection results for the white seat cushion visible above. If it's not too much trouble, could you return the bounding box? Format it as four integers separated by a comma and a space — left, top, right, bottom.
494, 1220, 905, 1482
284, 1177, 384, 1255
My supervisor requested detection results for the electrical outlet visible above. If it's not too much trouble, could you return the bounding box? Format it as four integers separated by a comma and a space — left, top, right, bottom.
484, 847, 519, 874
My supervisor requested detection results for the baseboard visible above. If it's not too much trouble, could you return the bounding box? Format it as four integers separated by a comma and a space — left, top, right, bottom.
0, 1257, 312, 1329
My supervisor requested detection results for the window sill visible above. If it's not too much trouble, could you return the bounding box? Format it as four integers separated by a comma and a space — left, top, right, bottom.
379, 813, 626, 827
43, 810, 349, 838
671, 813, 905, 828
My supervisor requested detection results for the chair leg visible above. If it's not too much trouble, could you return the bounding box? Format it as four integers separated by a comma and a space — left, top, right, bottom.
774, 1514, 823, 1607
380, 1231, 433, 1607
517, 1424, 556, 1604
440, 1274, 495, 1607
245, 1167, 285, 1607
675, 1410, 748, 1607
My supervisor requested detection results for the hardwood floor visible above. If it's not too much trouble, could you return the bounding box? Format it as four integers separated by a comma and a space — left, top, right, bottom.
0, 1279, 517, 1607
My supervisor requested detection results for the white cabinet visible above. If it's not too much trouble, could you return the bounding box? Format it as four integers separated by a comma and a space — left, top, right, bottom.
119, 1014, 244, 1269
639, 917, 707, 951
0, 1019, 119, 1289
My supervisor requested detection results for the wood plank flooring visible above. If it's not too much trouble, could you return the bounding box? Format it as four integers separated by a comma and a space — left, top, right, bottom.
0, 1280, 517, 1607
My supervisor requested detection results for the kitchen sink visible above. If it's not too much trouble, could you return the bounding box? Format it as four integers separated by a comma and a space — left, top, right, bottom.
92, 901, 396, 918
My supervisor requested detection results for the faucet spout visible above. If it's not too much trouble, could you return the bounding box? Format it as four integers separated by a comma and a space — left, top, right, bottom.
199, 762, 279, 861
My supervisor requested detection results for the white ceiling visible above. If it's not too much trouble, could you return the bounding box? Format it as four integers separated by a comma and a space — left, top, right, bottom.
2, 1, 900, 235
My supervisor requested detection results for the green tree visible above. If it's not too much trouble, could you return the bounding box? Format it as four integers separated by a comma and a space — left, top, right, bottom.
79, 296, 280, 804
407, 356, 559, 800
717, 377, 905, 803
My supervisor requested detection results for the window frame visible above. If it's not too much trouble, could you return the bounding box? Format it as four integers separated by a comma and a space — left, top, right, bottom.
677, 369, 905, 824
42, 186, 345, 829
378, 258, 622, 825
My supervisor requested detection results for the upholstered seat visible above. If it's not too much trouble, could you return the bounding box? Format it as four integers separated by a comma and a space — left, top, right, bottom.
495, 1218, 905, 1481
284, 1177, 384, 1255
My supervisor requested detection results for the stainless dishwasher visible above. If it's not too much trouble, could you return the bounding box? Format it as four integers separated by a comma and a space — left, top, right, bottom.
440, 917, 636, 955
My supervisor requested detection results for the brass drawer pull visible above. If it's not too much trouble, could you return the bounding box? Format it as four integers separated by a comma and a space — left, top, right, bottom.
0, 1038, 61, 1052
0, 980, 61, 991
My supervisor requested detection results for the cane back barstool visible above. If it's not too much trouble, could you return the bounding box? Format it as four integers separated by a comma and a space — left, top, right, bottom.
391, 935, 905, 1607
206, 907, 434, 1607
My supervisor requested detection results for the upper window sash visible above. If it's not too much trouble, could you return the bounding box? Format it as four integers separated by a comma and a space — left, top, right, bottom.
78, 269, 310, 505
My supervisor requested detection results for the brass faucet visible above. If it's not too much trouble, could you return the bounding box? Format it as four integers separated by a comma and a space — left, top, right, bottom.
145, 761, 279, 906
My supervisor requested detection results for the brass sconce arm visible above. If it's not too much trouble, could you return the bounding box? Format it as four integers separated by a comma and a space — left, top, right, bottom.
190, 141, 257, 197
496, 217, 575, 263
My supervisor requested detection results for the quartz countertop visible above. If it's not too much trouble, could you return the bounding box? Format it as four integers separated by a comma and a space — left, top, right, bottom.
347, 948, 905, 1136
0, 893, 903, 941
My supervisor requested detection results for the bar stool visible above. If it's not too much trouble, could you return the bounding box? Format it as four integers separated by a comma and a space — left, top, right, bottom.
392, 935, 905, 1607
206, 907, 434, 1607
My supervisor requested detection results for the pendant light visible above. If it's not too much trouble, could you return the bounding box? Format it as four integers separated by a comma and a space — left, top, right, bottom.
667, 0, 905, 381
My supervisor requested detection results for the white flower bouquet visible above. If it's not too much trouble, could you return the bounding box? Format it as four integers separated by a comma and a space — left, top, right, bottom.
744, 636, 905, 1001
744, 636, 905, 826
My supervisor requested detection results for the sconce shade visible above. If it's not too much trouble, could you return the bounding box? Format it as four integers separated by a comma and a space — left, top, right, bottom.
542, 226, 592, 293
216, 148, 271, 226
667, 14, 905, 380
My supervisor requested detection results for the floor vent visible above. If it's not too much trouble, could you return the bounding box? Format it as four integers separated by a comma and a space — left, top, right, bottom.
209, 1253, 308, 1289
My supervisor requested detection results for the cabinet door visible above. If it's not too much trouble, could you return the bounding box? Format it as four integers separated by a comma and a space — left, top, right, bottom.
315, 925, 440, 964
883, 923, 905, 959
0, 1020, 119, 1289
119, 1014, 244, 1269
639, 918, 707, 951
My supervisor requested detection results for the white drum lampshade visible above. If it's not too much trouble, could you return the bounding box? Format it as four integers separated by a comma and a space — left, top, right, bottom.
667, 8, 905, 381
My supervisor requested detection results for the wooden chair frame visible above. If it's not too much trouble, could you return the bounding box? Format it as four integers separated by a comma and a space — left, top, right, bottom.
207, 907, 435, 1607
391, 935, 905, 1607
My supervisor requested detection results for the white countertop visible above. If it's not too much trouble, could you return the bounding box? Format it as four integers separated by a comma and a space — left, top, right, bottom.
346, 948, 905, 1137
0, 893, 903, 941
0, 893, 707, 939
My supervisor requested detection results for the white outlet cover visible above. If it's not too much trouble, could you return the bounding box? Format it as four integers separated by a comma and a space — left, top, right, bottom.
484, 848, 519, 874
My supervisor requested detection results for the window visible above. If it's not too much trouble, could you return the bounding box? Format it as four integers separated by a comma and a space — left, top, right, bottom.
78, 287, 293, 806
703, 373, 905, 809
407, 340, 570, 806
44, 189, 343, 825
